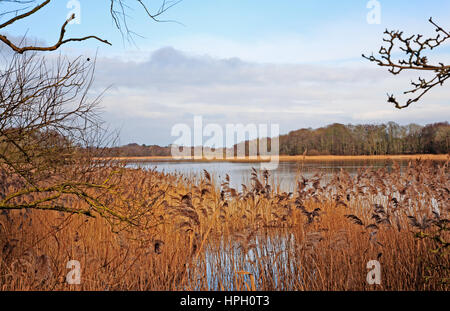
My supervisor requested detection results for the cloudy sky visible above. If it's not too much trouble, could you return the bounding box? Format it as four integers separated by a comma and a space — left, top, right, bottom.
1, 0, 450, 146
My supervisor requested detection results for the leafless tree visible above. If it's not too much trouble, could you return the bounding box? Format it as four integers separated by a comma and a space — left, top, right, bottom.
363, 18, 450, 109
0, 50, 133, 225
0, 0, 177, 229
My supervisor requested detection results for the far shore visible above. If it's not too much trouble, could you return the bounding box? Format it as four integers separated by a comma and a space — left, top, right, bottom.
98, 154, 449, 163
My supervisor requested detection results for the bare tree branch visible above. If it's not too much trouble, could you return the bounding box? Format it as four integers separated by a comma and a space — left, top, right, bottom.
0, 0, 50, 30
0, 1, 180, 53
363, 18, 450, 109
0, 11, 111, 54
110, 0, 183, 42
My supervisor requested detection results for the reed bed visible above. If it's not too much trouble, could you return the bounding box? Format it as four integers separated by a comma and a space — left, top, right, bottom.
0, 160, 448, 290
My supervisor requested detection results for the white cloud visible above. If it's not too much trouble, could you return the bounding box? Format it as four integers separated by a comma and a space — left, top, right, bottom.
91, 47, 449, 145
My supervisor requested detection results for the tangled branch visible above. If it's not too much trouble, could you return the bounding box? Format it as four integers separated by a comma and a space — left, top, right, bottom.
363, 18, 450, 109
110, 0, 183, 42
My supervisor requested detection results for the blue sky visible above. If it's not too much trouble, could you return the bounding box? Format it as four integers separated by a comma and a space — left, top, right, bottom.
4, 0, 450, 62
1, 0, 449, 145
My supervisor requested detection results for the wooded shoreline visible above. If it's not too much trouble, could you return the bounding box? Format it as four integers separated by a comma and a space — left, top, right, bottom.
98, 154, 449, 163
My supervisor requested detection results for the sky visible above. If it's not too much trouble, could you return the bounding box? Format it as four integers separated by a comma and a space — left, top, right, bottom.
1, 0, 450, 146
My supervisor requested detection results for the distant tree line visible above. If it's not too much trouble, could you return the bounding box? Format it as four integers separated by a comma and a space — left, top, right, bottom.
279, 122, 449, 156
108, 122, 449, 157
108, 144, 172, 157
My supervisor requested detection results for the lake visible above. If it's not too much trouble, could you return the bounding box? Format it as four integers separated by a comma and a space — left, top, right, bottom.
128, 159, 415, 192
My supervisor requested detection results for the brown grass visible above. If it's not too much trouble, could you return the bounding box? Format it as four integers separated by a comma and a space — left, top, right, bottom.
0, 160, 448, 290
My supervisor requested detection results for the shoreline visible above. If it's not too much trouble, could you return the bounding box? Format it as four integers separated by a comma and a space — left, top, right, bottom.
98, 154, 449, 163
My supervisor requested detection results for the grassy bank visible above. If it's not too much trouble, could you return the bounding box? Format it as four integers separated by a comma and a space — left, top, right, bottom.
1, 159, 448, 290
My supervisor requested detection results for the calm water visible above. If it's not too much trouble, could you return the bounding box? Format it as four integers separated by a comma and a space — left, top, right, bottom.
128, 159, 412, 192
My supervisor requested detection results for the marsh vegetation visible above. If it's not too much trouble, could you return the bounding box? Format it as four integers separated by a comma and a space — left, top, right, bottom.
0, 159, 448, 290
